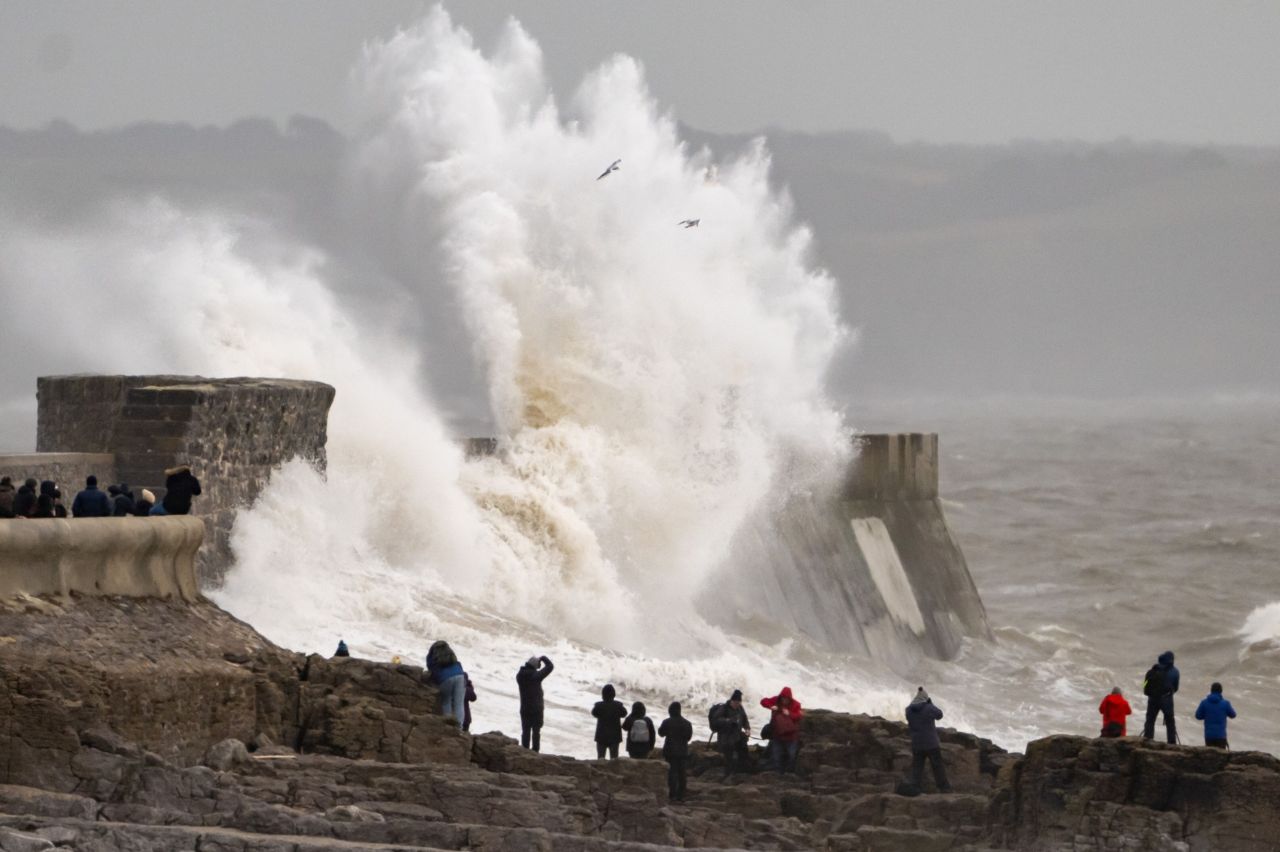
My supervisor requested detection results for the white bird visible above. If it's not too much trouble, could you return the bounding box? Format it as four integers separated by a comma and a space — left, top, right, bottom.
596, 159, 621, 180
678, 219, 700, 228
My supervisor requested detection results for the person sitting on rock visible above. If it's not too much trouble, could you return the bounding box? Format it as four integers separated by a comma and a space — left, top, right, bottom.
1098, 686, 1132, 737
592, 684, 628, 760
71, 475, 112, 517
157, 464, 202, 515
1141, 651, 1180, 744
761, 686, 803, 773
905, 687, 952, 794
425, 640, 468, 727
517, 655, 555, 752
659, 702, 693, 802
712, 689, 752, 778
1194, 682, 1237, 749
622, 701, 656, 759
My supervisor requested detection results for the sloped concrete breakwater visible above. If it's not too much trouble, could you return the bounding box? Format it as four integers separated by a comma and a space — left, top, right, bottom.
1, 595, 1277, 850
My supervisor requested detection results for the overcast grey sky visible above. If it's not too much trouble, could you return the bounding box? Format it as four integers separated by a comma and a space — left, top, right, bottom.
3, 1, 1280, 144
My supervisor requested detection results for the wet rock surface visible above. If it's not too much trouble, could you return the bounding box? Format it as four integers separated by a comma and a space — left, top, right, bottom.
0, 596, 1275, 850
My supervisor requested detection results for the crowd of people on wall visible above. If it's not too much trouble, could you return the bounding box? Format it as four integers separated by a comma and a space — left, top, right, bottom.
0, 466, 201, 519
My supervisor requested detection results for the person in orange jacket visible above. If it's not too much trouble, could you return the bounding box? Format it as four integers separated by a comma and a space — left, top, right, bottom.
1099, 686, 1132, 737
761, 687, 804, 773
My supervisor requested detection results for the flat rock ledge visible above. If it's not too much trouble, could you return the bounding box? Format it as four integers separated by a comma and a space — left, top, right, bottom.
1, 597, 1278, 851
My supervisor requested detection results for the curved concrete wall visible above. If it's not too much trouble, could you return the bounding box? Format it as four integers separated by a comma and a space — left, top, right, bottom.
0, 517, 202, 602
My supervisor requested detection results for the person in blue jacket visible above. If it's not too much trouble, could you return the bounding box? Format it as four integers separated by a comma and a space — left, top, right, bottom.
425, 640, 467, 727
71, 475, 112, 518
1194, 682, 1237, 749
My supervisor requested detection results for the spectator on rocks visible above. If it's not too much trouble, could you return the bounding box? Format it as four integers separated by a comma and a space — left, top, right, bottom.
659, 702, 693, 802
1098, 687, 1132, 738
132, 489, 156, 517
0, 476, 14, 517
592, 684, 627, 760
12, 478, 38, 518
334, 639, 350, 657
463, 676, 477, 733
711, 689, 752, 777
1194, 682, 1237, 749
157, 465, 202, 515
622, 701, 656, 759
516, 655, 554, 751
425, 640, 468, 727
761, 686, 804, 773
1141, 651, 1180, 744
71, 476, 112, 518
112, 483, 135, 516
905, 687, 952, 794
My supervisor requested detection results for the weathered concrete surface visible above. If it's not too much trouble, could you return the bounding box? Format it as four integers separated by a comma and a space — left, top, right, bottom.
711, 433, 989, 667
0, 516, 201, 602
35, 374, 335, 585
0, 454, 117, 499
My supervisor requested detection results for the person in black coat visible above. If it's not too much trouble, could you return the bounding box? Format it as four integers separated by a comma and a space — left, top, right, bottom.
112, 483, 135, 516
659, 702, 693, 802
71, 476, 112, 518
591, 683, 627, 760
622, 701, 657, 759
516, 655, 554, 751
12, 478, 38, 518
161, 465, 202, 515
904, 687, 951, 793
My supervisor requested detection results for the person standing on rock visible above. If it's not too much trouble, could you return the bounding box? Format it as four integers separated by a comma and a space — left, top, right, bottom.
592, 683, 627, 759
425, 640, 468, 727
1141, 651, 1180, 743
712, 689, 752, 777
905, 687, 952, 794
71, 475, 112, 517
516, 655, 554, 751
1098, 687, 1132, 737
659, 702, 693, 802
157, 465, 202, 515
761, 687, 804, 773
1194, 682, 1237, 749
622, 701, 656, 759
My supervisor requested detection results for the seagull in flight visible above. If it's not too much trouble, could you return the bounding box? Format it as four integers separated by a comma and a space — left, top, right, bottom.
596, 158, 621, 180
678, 219, 700, 229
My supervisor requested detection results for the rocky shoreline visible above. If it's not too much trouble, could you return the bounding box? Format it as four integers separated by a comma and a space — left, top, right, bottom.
1, 595, 1277, 851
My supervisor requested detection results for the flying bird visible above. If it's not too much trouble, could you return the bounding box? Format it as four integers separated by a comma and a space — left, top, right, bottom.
678, 219, 700, 228
596, 159, 621, 180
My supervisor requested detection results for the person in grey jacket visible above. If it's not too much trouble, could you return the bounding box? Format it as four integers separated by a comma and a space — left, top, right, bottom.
905, 687, 951, 793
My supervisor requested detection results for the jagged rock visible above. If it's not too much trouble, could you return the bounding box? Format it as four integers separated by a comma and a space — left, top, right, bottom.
203, 738, 250, 771
324, 805, 385, 823
0, 829, 54, 852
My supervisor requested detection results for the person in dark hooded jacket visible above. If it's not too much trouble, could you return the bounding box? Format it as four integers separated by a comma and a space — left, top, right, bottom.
659, 702, 693, 801
161, 465, 202, 515
516, 655, 554, 751
1194, 682, 1237, 748
591, 684, 627, 759
71, 476, 111, 518
112, 484, 135, 516
761, 686, 803, 773
622, 701, 656, 759
12, 478, 38, 518
904, 687, 951, 793
0, 476, 15, 517
1141, 650, 1180, 744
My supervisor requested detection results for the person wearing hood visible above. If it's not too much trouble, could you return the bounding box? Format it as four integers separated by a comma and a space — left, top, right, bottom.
160, 465, 202, 515
591, 684, 627, 759
1098, 687, 1132, 737
516, 655, 555, 751
1141, 650, 1180, 743
761, 686, 804, 773
1194, 682, 1237, 748
905, 687, 952, 794
622, 701, 656, 759
424, 640, 467, 727
132, 489, 156, 517
0, 476, 15, 517
12, 478, 38, 518
659, 702, 693, 802
112, 483, 135, 516
71, 476, 111, 518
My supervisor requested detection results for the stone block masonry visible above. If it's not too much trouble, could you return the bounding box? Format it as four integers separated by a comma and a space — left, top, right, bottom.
36, 375, 335, 585
0, 453, 116, 495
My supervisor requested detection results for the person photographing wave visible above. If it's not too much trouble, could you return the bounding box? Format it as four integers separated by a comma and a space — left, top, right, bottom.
1141, 651, 1180, 744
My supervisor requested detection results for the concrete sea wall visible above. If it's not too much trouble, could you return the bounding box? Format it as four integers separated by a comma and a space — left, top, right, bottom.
0, 516, 202, 602
35, 375, 334, 585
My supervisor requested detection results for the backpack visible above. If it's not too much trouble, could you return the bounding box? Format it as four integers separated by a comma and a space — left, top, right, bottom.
708, 703, 728, 733
1143, 665, 1165, 697
628, 719, 651, 744
428, 641, 457, 669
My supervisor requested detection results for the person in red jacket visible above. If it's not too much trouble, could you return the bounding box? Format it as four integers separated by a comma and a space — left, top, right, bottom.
1099, 686, 1132, 737
761, 687, 804, 773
